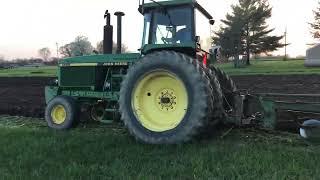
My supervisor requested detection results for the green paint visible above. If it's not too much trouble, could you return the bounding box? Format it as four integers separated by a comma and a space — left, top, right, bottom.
61, 90, 119, 100
141, 43, 196, 54
260, 99, 277, 129
254, 95, 320, 129
45, 86, 59, 104
142, 0, 194, 9
141, 0, 212, 20
60, 53, 140, 64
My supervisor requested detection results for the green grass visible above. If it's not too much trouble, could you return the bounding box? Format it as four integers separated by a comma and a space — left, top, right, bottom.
0, 116, 319, 179
217, 59, 320, 76
0, 66, 57, 77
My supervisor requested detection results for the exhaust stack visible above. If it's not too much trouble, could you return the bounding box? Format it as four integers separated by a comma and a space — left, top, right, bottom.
103, 10, 113, 54
114, 11, 125, 54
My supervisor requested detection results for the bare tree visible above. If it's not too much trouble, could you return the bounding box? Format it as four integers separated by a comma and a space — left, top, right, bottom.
0, 55, 5, 66
38, 47, 51, 61
59, 43, 72, 57
310, 1, 320, 39
59, 36, 94, 57
72, 36, 94, 56
96, 41, 128, 54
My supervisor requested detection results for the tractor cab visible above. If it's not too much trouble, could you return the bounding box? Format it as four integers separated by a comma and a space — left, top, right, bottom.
139, 0, 215, 56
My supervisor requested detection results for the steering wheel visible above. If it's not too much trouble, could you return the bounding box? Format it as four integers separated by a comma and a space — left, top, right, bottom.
161, 37, 171, 44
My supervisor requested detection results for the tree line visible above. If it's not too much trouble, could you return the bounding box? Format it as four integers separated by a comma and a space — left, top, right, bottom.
213, 0, 320, 67
0, 35, 128, 67
310, 1, 320, 39
0, 57, 59, 68
38, 36, 128, 62
3, 0, 320, 67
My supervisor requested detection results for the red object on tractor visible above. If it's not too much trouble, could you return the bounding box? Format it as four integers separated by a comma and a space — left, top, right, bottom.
203, 52, 208, 67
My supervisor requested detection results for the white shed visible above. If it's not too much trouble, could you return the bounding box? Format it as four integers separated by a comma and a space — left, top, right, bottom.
305, 44, 320, 67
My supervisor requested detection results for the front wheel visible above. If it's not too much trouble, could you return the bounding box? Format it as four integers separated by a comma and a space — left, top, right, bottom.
45, 96, 79, 130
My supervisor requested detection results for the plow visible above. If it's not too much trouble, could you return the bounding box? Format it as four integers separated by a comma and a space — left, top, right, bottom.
44, 0, 320, 144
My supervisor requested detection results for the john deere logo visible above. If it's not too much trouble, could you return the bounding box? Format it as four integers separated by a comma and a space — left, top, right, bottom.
101, 62, 128, 66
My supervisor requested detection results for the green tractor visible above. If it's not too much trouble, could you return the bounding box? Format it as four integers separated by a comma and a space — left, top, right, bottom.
45, 0, 237, 144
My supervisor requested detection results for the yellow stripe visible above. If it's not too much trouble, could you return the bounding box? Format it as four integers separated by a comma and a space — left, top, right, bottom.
69, 63, 98, 67
60, 62, 129, 67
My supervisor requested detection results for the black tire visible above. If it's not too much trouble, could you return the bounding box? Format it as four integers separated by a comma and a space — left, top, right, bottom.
196, 62, 224, 126
180, 53, 224, 134
119, 51, 219, 144
210, 65, 237, 113
45, 96, 79, 130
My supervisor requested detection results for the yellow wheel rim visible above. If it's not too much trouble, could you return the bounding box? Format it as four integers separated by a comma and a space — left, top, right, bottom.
51, 105, 67, 124
132, 70, 188, 132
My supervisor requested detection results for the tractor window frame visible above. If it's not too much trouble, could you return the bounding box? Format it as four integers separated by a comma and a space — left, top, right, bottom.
142, 13, 152, 46
142, 5, 196, 46
194, 8, 212, 52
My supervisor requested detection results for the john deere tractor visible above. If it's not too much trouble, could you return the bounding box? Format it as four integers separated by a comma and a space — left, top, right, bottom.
45, 0, 237, 144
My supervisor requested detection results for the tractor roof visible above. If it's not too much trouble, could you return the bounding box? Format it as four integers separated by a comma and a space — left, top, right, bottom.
143, 0, 194, 7
140, 0, 213, 20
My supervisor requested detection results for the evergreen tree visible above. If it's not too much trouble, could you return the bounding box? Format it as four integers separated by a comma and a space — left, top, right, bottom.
213, 0, 284, 66
310, 1, 320, 39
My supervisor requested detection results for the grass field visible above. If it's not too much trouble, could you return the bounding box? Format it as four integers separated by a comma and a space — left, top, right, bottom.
217, 59, 320, 76
1, 59, 320, 77
0, 115, 319, 179
0, 66, 56, 77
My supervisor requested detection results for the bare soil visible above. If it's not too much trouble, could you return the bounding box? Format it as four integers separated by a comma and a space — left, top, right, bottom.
232, 75, 320, 94
0, 77, 54, 118
0, 75, 319, 118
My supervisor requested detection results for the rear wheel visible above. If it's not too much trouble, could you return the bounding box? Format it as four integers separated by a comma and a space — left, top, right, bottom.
45, 96, 79, 130
119, 51, 221, 144
210, 66, 237, 113
195, 61, 224, 126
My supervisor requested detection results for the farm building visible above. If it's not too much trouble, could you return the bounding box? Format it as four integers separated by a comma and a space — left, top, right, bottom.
305, 44, 320, 67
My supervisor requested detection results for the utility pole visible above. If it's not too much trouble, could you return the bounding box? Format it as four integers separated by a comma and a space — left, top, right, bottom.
56, 42, 59, 58
284, 27, 287, 61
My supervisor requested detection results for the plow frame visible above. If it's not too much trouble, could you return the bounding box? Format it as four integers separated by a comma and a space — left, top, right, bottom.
229, 93, 320, 129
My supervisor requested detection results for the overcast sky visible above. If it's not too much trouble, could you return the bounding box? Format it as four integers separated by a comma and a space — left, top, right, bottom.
0, 0, 318, 59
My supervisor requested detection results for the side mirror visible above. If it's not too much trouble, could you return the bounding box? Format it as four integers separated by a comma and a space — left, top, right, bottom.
209, 19, 215, 25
